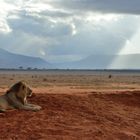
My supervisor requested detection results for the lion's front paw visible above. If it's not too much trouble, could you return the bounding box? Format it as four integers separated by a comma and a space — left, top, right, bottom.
0, 109, 6, 113
33, 106, 42, 111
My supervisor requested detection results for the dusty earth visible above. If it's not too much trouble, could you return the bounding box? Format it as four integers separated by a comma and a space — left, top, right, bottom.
0, 70, 140, 140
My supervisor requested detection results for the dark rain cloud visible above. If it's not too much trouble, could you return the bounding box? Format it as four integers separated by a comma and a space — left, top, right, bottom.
51, 0, 140, 15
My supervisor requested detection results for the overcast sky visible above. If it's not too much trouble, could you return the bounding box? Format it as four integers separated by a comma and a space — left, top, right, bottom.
0, 0, 140, 63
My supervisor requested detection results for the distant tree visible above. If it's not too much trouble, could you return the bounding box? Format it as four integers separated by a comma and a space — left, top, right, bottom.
19, 66, 23, 69
34, 68, 38, 70
27, 67, 32, 70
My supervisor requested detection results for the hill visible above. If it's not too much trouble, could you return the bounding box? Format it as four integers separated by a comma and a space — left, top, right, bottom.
55, 54, 140, 69
0, 48, 52, 69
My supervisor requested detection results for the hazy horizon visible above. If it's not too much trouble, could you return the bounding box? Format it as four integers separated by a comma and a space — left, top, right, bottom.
0, 0, 140, 68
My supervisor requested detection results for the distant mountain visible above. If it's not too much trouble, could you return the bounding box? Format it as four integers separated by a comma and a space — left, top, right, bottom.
1, 48, 140, 69
55, 54, 140, 69
0, 48, 52, 69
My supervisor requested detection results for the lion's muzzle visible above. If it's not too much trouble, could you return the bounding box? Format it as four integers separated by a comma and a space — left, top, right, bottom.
28, 89, 32, 97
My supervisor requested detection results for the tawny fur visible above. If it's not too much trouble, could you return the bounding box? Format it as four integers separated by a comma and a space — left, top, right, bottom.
0, 81, 42, 112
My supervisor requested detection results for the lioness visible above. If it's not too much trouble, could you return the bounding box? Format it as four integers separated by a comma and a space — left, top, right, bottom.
0, 81, 42, 112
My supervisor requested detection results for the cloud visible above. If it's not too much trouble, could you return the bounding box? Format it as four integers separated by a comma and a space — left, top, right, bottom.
0, 0, 17, 34
51, 0, 140, 15
47, 15, 139, 54
7, 7, 75, 37
0, 0, 140, 64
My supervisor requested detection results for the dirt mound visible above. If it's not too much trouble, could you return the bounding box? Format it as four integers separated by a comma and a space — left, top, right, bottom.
0, 91, 140, 140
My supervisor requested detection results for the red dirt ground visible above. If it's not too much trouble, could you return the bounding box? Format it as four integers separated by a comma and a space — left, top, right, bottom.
0, 90, 140, 140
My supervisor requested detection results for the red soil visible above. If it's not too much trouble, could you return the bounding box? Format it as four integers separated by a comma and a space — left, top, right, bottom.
0, 90, 140, 140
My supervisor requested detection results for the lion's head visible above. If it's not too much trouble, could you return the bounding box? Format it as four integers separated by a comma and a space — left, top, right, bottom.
6, 81, 32, 104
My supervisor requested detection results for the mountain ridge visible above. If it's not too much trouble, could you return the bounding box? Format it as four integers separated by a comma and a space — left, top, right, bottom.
1, 48, 140, 69
55, 54, 140, 69
0, 48, 52, 69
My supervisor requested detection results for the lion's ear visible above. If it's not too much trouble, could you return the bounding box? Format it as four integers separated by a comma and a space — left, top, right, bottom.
22, 85, 25, 90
